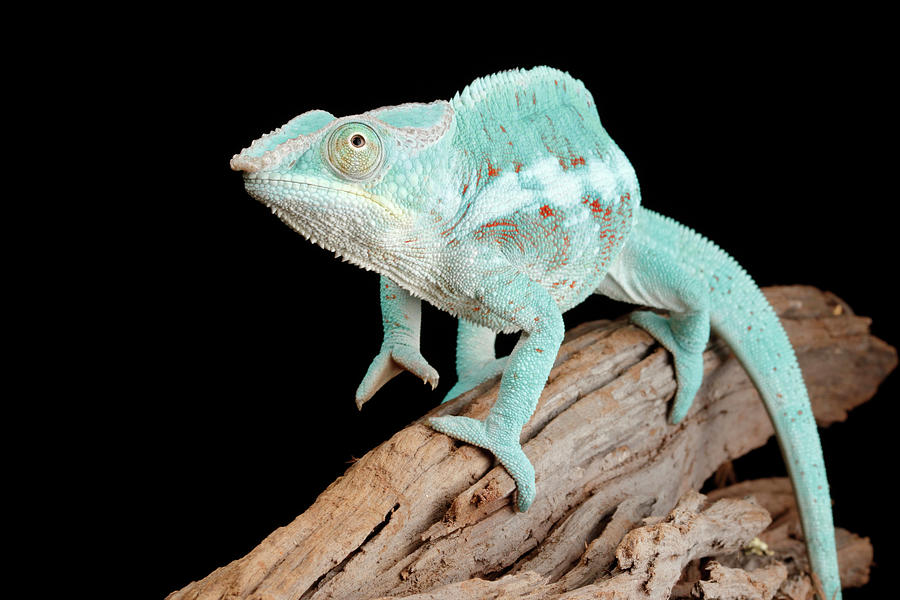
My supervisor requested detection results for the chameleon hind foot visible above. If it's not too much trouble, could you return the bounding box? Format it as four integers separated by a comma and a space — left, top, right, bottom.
441, 356, 509, 404
356, 344, 439, 409
428, 414, 536, 510
631, 310, 706, 424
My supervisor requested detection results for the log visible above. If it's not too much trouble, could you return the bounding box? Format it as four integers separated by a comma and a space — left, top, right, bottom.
167, 286, 895, 600
699, 477, 875, 599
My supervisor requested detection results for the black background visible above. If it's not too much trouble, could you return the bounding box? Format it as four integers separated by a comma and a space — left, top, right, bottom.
96, 12, 895, 599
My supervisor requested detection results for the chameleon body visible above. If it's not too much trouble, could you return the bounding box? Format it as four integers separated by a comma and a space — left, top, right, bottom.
231, 67, 841, 599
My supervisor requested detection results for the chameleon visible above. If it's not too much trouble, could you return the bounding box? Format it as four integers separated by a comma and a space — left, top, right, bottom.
230, 66, 841, 599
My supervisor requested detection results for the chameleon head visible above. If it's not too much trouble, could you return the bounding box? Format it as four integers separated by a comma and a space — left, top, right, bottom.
230, 101, 455, 269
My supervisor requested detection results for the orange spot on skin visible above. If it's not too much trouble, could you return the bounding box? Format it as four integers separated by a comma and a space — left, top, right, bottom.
583, 194, 612, 220
539, 205, 554, 218
514, 162, 523, 173
499, 125, 506, 132
486, 160, 501, 177
570, 156, 585, 167
481, 219, 519, 228
535, 348, 543, 353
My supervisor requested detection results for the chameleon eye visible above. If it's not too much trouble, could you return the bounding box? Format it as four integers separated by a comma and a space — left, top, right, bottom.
325, 122, 383, 180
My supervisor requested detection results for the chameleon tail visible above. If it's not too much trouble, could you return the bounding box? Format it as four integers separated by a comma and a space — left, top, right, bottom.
621, 209, 842, 599
704, 248, 842, 600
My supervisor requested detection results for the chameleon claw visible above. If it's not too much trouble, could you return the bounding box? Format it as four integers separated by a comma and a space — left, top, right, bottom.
392, 345, 439, 390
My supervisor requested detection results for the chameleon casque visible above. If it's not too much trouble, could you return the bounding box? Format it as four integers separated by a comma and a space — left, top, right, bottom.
230, 67, 841, 599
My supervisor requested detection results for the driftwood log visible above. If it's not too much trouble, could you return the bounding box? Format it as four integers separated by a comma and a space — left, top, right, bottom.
168, 285, 895, 600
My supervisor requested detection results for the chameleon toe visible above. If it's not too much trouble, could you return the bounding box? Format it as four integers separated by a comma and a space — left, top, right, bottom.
428, 414, 538, 511
428, 415, 492, 448
356, 350, 404, 409
391, 345, 440, 390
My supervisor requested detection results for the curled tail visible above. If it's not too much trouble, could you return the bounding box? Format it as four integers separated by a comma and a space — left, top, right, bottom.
601, 208, 841, 599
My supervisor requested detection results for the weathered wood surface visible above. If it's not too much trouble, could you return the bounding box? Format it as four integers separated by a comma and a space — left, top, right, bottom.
167, 286, 895, 600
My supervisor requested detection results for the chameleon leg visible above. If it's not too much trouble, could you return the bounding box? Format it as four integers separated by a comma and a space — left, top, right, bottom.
429, 272, 563, 511
598, 242, 710, 424
356, 276, 438, 409
631, 307, 709, 423
441, 320, 509, 403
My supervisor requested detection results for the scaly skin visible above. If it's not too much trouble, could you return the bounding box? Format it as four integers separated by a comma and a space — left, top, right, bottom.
230, 67, 841, 600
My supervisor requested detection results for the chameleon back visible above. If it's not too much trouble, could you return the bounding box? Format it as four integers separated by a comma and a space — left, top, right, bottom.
450, 67, 615, 178
443, 68, 642, 317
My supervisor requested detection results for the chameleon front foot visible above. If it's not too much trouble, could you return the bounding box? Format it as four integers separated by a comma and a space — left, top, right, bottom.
428, 414, 536, 511
356, 345, 439, 409
441, 356, 509, 404
631, 310, 705, 424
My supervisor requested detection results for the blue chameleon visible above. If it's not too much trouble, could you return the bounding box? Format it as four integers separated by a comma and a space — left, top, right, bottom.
231, 66, 842, 599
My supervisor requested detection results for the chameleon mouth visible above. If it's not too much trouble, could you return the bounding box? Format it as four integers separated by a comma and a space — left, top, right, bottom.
243, 175, 399, 217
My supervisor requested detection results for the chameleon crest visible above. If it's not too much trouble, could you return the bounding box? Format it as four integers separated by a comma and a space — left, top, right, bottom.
232, 67, 842, 600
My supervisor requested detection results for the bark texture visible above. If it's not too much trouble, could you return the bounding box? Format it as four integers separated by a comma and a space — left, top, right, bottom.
167, 286, 895, 600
